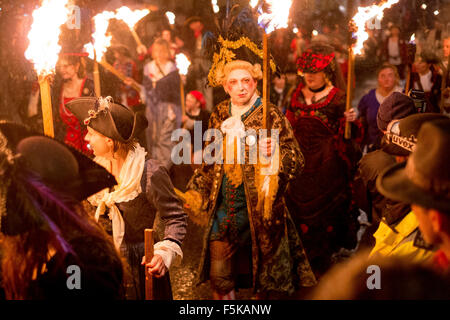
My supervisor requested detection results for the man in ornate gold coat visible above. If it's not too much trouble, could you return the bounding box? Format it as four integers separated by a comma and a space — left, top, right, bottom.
183, 30, 316, 299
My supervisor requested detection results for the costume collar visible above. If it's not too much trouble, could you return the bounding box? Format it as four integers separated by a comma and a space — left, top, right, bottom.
229, 92, 261, 121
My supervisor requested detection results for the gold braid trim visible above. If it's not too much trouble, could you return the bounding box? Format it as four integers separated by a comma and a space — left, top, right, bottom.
223, 136, 243, 187
208, 36, 277, 87
255, 143, 280, 221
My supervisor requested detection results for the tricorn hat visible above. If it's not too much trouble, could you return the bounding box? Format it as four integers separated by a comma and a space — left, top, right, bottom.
204, 7, 277, 87
66, 96, 148, 143
0, 121, 116, 201
0, 121, 117, 235
377, 118, 450, 213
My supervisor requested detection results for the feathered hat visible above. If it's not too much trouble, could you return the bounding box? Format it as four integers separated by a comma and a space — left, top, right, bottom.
296, 42, 336, 74
0, 121, 117, 235
203, 6, 277, 87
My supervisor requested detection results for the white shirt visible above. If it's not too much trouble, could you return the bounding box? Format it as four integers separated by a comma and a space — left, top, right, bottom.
388, 38, 401, 65
414, 70, 433, 92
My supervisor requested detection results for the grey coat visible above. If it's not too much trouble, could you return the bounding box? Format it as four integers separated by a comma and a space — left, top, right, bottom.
103, 159, 187, 299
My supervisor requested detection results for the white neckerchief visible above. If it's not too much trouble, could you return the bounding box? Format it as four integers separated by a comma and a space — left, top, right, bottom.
415, 70, 433, 92
388, 38, 401, 65
231, 92, 259, 118
88, 143, 147, 249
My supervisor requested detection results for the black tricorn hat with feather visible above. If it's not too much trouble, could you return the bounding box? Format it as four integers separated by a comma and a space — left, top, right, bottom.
203, 6, 277, 87
0, 121, 117, 235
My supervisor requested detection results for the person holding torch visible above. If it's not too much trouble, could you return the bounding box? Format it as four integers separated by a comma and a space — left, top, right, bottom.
182, 8, 316, 300
65, 96, 187, 300
285, 43, 362, 278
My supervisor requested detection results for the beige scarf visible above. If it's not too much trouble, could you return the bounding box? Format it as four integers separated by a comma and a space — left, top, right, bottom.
88, 144, 147, 249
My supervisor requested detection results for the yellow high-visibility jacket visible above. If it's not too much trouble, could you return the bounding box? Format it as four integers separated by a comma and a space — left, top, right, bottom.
370, 211, 434, 263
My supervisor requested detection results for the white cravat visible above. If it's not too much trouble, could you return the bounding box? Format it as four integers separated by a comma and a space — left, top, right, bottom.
88, 144, 147, 249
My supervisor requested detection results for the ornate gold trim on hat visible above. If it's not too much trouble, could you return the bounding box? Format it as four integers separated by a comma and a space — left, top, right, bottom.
83, 96, 113, 125
207, 36, 276, 87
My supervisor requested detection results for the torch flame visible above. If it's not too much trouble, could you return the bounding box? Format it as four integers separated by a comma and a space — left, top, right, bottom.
352, 0, 399, 55
250, 0, 259, 9
84, 10, 115, 62
409, 33, 415, 44
25, 0, 71, 76
211, 0, 220, 13
175, 53, 191, 76
258, 0, 292, 34
166, 11, 175, 25
115, 6, 150, 29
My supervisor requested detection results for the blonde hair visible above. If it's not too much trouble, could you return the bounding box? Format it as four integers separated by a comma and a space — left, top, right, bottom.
151, 38, 171, 62
216, 60, 262, 86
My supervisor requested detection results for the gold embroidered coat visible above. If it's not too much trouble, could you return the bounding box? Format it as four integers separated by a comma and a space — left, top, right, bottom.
186, 99, 317, 294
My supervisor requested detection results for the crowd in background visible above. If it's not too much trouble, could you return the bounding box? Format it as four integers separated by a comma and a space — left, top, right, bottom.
0, 0, 450, 300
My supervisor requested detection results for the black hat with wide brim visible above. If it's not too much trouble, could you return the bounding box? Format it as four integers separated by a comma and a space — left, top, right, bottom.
66, 97, 148, 143
377, 119, 450, 213
0, 121, 117, 202
377, 162, 450, 213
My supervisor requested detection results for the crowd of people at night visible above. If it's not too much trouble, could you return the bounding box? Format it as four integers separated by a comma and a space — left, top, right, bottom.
0, 0, 449, 300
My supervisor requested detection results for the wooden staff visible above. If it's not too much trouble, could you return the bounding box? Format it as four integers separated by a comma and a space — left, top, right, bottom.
180, 77, 186, 116
405, 64, 412, 94
405, 42, 416, 95
345, 46, 354, 139
131, 29, 144, 48
262, 32, 269, 129
93, 50, 101, 97
38, 75, 54, 137
98, 59, 142, 93
144, 228, 154, 300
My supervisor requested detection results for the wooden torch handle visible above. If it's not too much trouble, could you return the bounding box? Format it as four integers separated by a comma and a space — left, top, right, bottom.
144, 228, 154, 300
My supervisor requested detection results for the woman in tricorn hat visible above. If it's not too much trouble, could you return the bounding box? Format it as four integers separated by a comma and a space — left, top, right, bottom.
66, 96, 187, 300
0, 121, 124, 299
285, 43, 362, 278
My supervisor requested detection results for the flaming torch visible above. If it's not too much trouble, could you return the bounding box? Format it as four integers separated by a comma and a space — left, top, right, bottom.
85, 11, 141, 94
345, 0, 399, 139
175, 53, 191, 116
165, 11, 176, 26
25, 0, 72, 137
211, 0, 220, 13
84, 10, 115, 97
405, 33, 416, 94
257, 0, 292, 129
254, 0, 292, 222
115, 6, 149, 48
